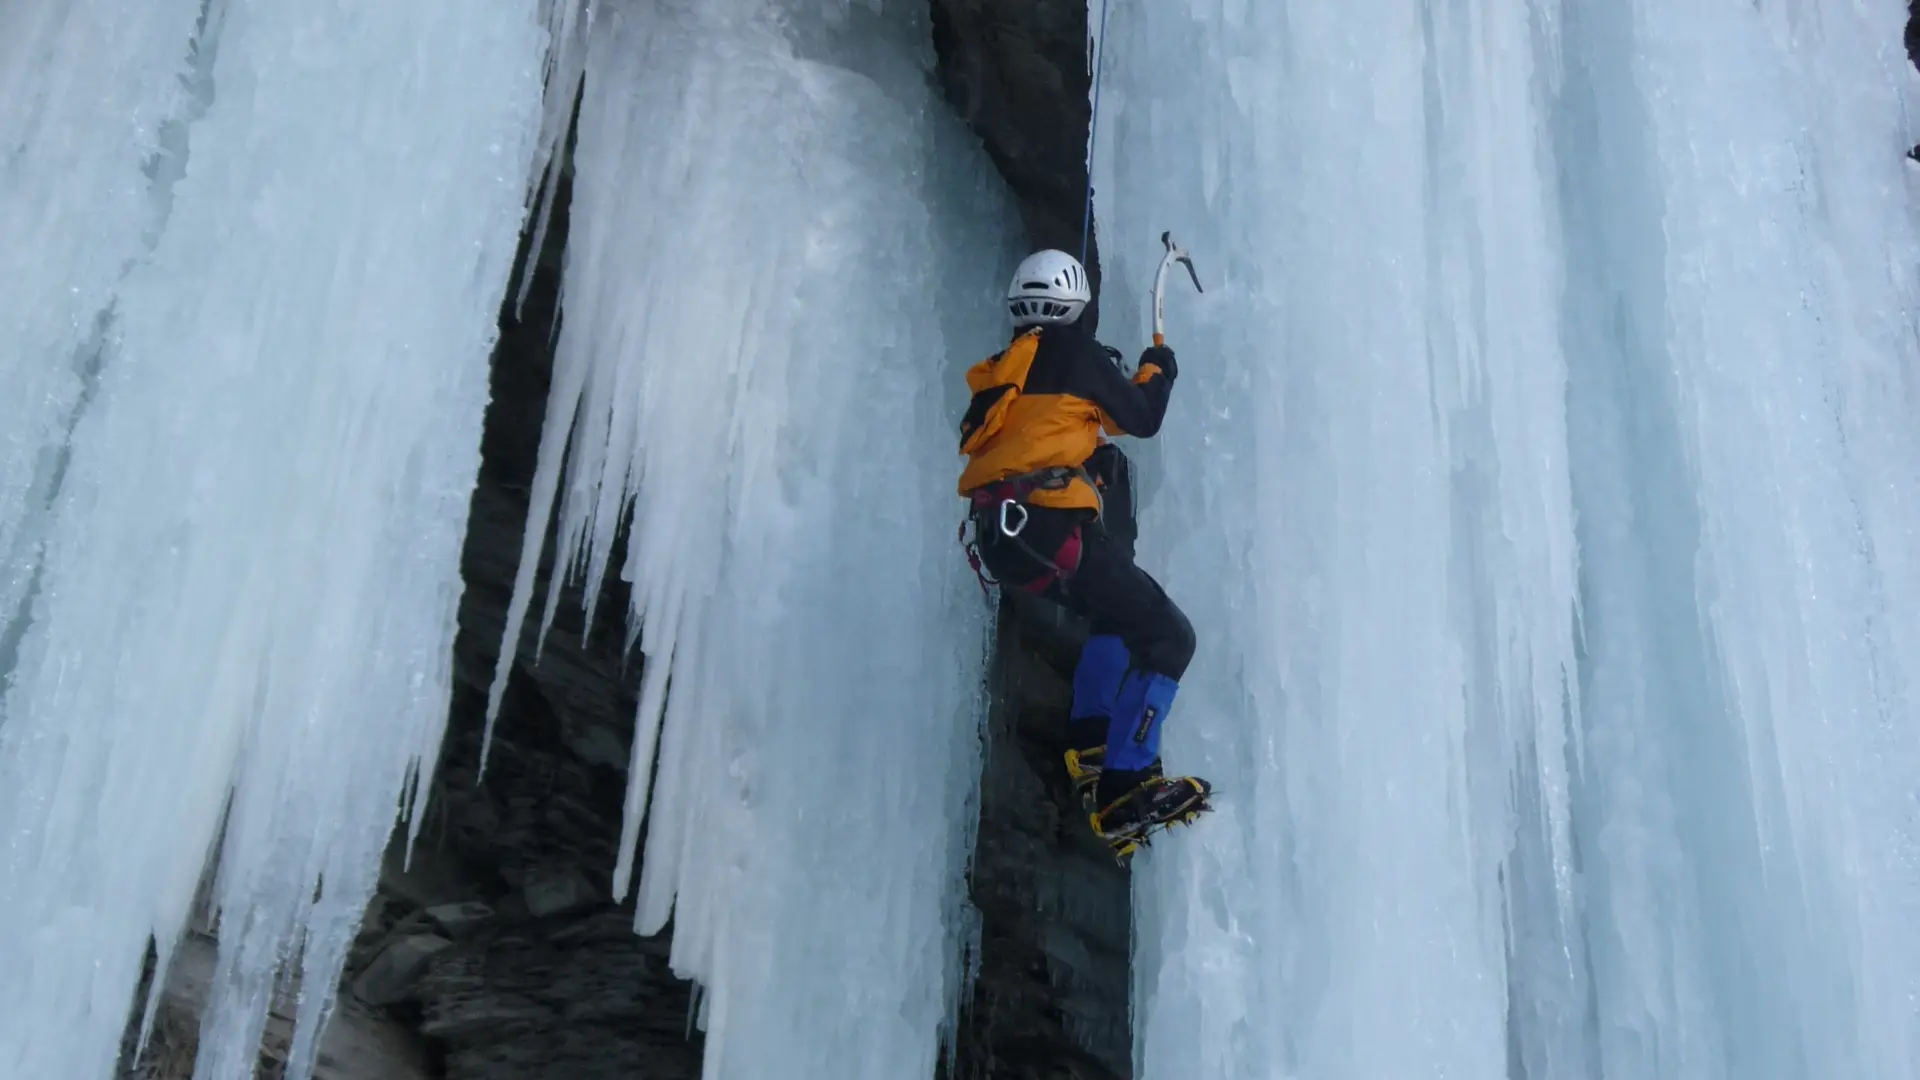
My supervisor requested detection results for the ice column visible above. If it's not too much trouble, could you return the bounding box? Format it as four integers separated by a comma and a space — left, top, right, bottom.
488, 1, 1013, 1077
1096, 0, 1589, 1075
1558, 2, 1920, 1076
0, 4, 553, 1078
1096, 0, 1920, 1077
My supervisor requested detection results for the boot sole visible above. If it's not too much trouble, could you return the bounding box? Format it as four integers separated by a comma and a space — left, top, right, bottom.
1097, 788, 1214, 864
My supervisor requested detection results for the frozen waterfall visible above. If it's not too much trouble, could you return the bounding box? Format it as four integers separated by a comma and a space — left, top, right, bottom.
1098, 1, 1920, 1077
0, 3, 554, 1077
6, 0, 1920, 1077
1, 0, 1009, 1074
483, 2, 1012, 1077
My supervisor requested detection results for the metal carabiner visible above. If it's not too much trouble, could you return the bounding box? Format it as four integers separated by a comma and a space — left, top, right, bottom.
998, 498, 1029, 538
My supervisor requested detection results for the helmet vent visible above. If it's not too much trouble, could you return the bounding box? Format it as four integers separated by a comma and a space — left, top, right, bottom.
1005, 249, 1091, 328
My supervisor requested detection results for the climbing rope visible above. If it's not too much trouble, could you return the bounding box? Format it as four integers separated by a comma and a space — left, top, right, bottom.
1079, 0, 1113, 268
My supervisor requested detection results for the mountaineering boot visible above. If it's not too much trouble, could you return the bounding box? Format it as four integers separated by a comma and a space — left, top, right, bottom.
1064, 635, 1131, 815
1092, 773, 1213, 860
1091, 668, 1199, 861
1064, 743, 1104, 814
1064, 715, 1112, 815
1101, 669, 1180, 775
1066, 741, 1165, 815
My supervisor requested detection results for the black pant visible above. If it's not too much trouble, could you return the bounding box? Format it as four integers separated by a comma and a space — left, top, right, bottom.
975, 502, 1196, 681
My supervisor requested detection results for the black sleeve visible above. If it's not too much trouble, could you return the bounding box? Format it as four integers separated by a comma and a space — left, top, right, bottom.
1075, 335, 1173, 437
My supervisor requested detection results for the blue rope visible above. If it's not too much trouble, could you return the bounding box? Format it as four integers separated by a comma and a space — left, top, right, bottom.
1079, 0, 1112, 268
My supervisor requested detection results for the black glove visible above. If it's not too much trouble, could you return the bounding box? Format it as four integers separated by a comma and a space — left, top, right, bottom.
1138, 344, 1177, 379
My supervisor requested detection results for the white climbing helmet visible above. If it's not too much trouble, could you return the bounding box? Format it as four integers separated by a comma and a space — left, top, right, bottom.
1006, 249, 1091, 328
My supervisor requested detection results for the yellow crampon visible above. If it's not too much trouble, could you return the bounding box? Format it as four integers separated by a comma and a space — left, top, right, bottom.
1100, 803, 1210, 862
1063, 745, 1104, 815
1090, 775, 1213, 865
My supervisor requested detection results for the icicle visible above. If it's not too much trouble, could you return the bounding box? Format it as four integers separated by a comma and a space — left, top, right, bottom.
0, 3, 557, 1077
484, 0, 1013, 1075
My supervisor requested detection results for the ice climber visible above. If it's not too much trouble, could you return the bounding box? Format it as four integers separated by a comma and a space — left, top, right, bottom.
958, 248, 1213, 860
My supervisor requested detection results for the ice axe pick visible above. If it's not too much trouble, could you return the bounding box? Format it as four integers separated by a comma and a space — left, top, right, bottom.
1151, 230, 1203, 347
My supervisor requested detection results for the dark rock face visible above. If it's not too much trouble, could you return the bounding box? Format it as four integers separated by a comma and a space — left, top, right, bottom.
416, 911, 700, 1080
1908, 0, 1919, 70
947, 597, 1131, 1080
388, 167, 703, 1080
920, 6, 1139, 1074
343, 3, 1126, 1077
929, 0, 1106, 326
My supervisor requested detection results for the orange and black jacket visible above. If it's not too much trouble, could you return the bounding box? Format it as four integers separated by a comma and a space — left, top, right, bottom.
957, 323, 1173, 516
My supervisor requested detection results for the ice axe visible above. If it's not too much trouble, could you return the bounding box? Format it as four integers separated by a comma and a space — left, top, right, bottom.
1151, 230, 1203, 347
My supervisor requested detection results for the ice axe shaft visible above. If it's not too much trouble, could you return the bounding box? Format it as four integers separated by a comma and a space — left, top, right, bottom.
1151, 230, 1203, 347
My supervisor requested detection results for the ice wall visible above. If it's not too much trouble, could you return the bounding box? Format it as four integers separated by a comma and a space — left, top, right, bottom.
1096, 0, 1920, 1076
0, 4, 554, 1078
1095, 1, 1578, 1075
1556, 3, 1920, 1077
486, 1, 1014, 1077
0, 0, 207, 660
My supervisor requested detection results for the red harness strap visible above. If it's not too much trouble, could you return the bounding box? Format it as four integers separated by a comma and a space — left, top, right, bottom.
1034, 527, 1083, 593
961, 475, 1086, 596
959, 518, 995, 597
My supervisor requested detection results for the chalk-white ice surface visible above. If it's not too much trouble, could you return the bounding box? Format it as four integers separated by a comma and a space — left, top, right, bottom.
0, 4, 553, 1077
1094, 1, 1920, 1076
0, 0, 205, 654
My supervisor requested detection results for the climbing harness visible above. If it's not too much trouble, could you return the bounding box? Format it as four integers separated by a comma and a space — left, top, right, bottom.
957, 519, 998, 597
1080, 0, 1113, 267
958, 465, 1096, 599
